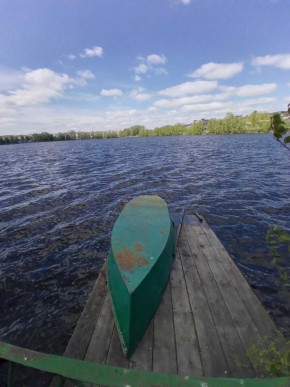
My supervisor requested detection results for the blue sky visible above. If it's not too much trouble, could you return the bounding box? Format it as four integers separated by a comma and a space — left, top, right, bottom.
0, 0, 290, 135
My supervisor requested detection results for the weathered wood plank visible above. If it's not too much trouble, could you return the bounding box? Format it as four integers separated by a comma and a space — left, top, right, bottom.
170, 252, 203, 376
152, 281, 177, 374
193, 219, 262, 348
65, 264, 108, 359
184, 222, 255, 377
51, 211, 286, 386
50, 264, 108, 387
192, 217, 260, 376
85, 292, 114, 364
178, 229, 229, 377
200, 217, 285, 342
106, 326, 129, 368
129, 320, 153, 372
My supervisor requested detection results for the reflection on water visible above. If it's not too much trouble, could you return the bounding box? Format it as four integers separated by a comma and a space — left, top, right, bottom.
0, 134, 289, 383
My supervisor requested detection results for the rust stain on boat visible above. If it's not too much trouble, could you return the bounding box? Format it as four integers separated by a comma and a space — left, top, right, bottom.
160, 230, 165, 236
116, 245, 148, 271
135, 243, 144, 253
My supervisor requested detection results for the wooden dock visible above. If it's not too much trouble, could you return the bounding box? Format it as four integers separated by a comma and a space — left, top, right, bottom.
51, 213, 285, 386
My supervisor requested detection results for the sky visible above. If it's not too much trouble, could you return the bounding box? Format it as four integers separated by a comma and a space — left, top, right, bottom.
0, 0, 290, 135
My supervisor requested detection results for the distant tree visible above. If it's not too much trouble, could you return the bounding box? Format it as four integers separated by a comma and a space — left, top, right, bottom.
139, 128, 151, 137
129, 125, 144, 136
54, 133, 66, 141
103, 130, 118, 138
93, 131, 103, 139
187, 121, 204, 135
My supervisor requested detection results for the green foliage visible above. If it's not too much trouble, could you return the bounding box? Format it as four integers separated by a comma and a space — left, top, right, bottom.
31, 132, 54, 142
247, 111, 271, 132
270, 112, 290, 151
103, 130, 118, 138
271, 113, 287, 140
120, 125, 145, 137
0, 111, 276, 145
266, 226, 290, 286
246, 111, 271, 133
247, 339, 290, 376
153, 124, 185, 136
247, 224, 290, 376
186, 121, 204, 135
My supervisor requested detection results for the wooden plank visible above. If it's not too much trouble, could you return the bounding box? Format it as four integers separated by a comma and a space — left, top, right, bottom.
189, 219, 258, 375
200, 217, 285, 342
178, 229, 229, 377
85, 292, 115, 363
170, 252, 203, 376
106, 326, 129, 368
53, 211, 286, 386
152, 281, 177, 374
184, 222, 255, 377
50, 264, 108, 387
64, 264, 108, 359
129, 320, 153, 372
193, 219, 262, 348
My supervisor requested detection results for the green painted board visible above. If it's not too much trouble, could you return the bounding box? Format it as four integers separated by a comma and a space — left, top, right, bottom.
0, 341, 289, 386
107, 195, 176, 357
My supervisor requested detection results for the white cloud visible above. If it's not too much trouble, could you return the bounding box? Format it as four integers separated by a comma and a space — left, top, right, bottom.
220, 83, 277, 97
158, 80, 217, 98
177, 0, 192, 4
74, 70, 95, 86
180, 96, 275, 113
252, 54, 290, 69
240, 97, 276, 106
181, 101, 228, 113
0, 68, 70, 107
130, 88, 151, 101
235, 83, 277, 97
100, 88, 123, 97
153, 84, 269, 109
133, 75, 141, 82
132, 54, 168, 79
147, 54, 167, 65
80, 46, 103, 58
155, 94, 213, 108
133, 63, 149, 74
68, 54, 76, 60
189, 62, 243, 80
77, 70, 95, 80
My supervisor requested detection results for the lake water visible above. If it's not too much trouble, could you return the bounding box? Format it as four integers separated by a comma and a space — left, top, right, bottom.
0, 134, 289, 384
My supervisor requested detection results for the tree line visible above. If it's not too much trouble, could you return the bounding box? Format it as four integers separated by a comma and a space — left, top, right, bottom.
0, 112, 278, 145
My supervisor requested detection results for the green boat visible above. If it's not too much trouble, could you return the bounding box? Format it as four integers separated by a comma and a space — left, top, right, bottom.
107, 195, 176, 357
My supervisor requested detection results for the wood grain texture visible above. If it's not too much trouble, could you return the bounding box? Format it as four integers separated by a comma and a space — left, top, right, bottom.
201, 217, 284, 342
178, 227, 229, 377
85, 292, 114, 363
152, 281, 177, 374
129, 320, 153, 371
170, 252, 203, 376
51, 213, 286, 386
185, 222, 255, 377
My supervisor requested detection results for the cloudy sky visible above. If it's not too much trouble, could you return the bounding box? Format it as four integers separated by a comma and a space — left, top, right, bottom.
0, 0, 290, 135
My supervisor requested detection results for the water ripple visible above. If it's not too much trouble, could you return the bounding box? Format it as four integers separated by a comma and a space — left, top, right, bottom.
0, 135, 289, 366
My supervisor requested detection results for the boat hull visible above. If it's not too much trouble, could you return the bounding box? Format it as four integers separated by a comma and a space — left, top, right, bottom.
107, 195, 176, 357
